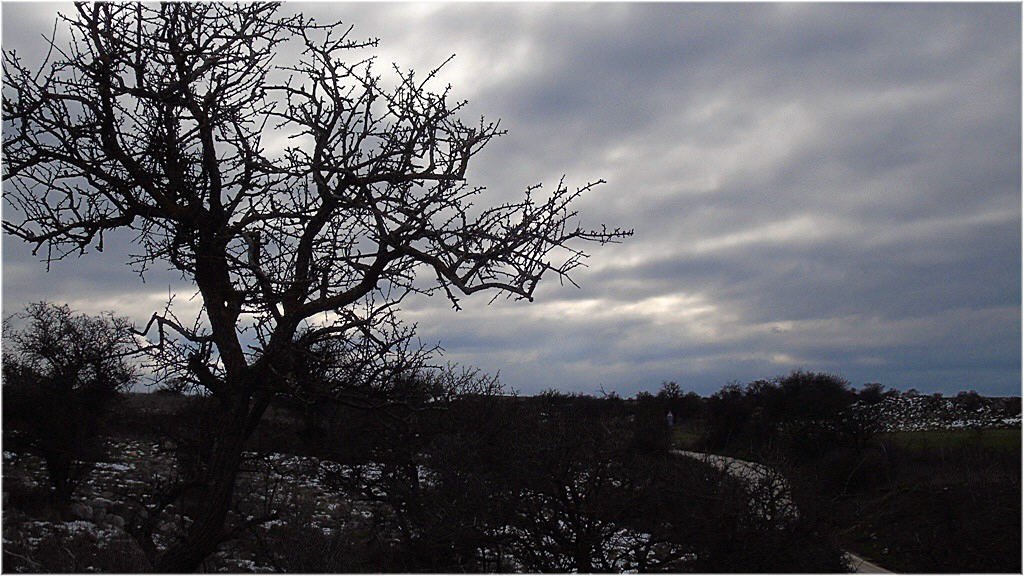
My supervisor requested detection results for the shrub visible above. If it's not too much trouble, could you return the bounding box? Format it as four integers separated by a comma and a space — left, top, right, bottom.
2, 302, 137, 503
701, 372, 858, 457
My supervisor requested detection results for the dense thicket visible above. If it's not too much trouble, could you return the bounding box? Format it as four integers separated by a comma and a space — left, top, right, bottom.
252, 387, 847, 572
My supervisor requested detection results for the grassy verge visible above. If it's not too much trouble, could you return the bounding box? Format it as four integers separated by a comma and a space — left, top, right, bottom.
884, 427, 1021, 452
669, 419, 704, 450
831, 428, 1021, 572
673, 422, 1022, 573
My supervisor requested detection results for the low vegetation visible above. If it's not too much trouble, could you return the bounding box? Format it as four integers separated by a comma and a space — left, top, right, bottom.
4, 386, 849, 572
824, 428, 1020, 573
2, 328, 1018, 573
2, 303, 137, 505
674, 373, 1021, 573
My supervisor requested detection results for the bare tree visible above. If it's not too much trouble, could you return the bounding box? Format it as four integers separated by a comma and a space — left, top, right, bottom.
2, 302, 137, 504
2, 3, 628, 571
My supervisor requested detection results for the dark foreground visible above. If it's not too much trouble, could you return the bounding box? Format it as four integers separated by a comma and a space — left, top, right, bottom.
3, 379, 1020, 572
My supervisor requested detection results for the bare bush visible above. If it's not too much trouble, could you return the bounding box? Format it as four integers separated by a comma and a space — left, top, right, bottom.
2, 302, 137, 504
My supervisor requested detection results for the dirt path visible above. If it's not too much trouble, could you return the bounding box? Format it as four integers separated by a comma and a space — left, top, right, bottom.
671, 450, 893, 574
844, 551, 892, 573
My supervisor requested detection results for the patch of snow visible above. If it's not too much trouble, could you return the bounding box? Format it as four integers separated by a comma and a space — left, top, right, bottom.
93, 461, 134, 472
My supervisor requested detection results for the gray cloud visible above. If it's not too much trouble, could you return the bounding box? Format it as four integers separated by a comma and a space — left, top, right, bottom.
3, 3, 1019, 396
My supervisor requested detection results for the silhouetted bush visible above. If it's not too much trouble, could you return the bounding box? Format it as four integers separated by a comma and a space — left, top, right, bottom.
2, 302, 137, 503
856, 382, 896, 405
656, 381, 704, 419
700, 372, 862, 458
954, 390, 984, 412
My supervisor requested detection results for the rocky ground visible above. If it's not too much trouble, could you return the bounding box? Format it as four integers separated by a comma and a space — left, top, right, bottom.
3, 438, 677, 572
854, 394, 1020, 432
2, 439, 384, 572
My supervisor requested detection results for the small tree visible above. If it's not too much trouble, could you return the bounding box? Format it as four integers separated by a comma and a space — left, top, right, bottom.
2, 302, 137, 503
657, 380, 683, 400
857, 382, 889, 405
3, 4, 628, 569
955, 390, 984, 413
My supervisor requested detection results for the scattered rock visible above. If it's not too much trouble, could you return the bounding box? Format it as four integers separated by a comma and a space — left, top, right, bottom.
854, 395, 1022, 432
69, 503, 94, 520
106, 514, 126, 529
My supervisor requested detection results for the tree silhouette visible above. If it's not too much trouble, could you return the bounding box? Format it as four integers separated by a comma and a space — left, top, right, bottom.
2, 302, 137, 504
2, 3, 628, 570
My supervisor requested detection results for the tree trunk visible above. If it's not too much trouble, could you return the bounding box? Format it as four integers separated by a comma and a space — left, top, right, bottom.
151, 397, 261, 573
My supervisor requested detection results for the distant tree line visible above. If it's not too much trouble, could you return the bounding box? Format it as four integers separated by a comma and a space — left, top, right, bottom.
5, 300, 1019, 572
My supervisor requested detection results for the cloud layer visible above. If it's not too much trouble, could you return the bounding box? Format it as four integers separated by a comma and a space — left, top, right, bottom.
3, 3, 1020, 395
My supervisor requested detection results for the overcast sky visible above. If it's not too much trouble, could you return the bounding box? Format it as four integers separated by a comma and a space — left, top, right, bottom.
2, 3, 1021, 396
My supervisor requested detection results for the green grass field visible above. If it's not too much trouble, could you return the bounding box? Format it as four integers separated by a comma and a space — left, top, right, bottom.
668, 420, 1021, 572
669, 420, 703, 450
884, 427, 1021, 452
